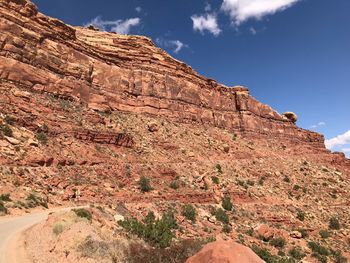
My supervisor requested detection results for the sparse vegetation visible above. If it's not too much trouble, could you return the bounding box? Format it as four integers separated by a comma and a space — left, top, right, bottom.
26, 193, 48, 208
270, 237, 286, 248
329, 217, 340, 230
36, 132, 48, 145
139, 176, 152, 192
53, 224, 64, 235
215, 164, 222, 174
0, 193, 11, 202
118, 210, 178, 248
182, 204, 197, 223
0, 124, 13, 137
308, 241, 330, 262
296, 209, 305, 221
169, 180, 180, 190
73, 208, 92, 221
288, 246, 305, 260
222, 196, 233, 211
319, 229, 331, 239
222, 224, 232, 233
252, 245, 295, 263
211, 176, 219, 184
215, 208, 229, 224
0, 201, 7, 214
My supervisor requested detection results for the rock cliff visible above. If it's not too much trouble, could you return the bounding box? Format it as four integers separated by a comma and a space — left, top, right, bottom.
0, 0, 323, 147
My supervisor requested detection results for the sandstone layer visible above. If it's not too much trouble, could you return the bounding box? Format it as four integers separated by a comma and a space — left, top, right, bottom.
0, 0, 323, 147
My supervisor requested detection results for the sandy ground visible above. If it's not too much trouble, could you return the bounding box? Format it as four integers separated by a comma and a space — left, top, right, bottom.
0, 207, 87, 263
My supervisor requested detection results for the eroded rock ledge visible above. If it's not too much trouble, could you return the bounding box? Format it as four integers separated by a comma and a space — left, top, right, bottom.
0, 0, 324, 147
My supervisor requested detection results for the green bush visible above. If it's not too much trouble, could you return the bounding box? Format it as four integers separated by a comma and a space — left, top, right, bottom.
288, 246, 305, 260
211, 176, 219, 184
296, 209, 305, 221
222, 196, 233, 211
53, 224, 64, 235
319, 229, 331, 239
215, 164, 223, 174
139, 176, 152, 192
182, 204, 197, 223
169, 180, 180, 190
118, 210, 178, 248
329, 217, 340, 230
36, 132, 48, 145
332, 250, 347, 263
308, 241, 330, 256
0, 193, 11, 202
0, 201, 7, 214
26, 193, 48, 208
222, 224, 232, 233
73, 208, 92, 221
251, 245, 295, 263
270, 237, 286, 248
0, 124, 13, 137
297, 228, 308, 238
215, 208, 229, 224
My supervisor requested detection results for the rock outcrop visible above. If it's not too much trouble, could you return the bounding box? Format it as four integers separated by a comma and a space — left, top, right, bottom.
0, 0, 324, 148
185, 240, 265, 263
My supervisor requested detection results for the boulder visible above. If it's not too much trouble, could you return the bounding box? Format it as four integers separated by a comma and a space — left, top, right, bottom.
282, 112, 298, 123
185, 240, 265, 263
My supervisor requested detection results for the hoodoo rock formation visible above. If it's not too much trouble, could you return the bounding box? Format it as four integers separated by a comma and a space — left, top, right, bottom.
0, 0, 323, 147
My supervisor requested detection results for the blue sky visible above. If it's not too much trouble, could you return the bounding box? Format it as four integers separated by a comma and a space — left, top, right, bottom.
32, 0, 350, 157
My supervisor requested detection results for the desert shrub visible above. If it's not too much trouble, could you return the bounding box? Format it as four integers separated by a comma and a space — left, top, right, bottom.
331, 250, 347, 263
222, 196, 233, 211
247, 180, 255, 186
296, 209, 305, 221
182, 204, 197, 223
288, 246, 305, 260
169, 180, 180, 190
118, 210, 178, 248
215, 164, 222, 174
53, 224, 64, 235
0, 201, 7, 214
36, 132, 48, 145
283, 176, 290, 183
73, 208, 92, 221
0, 193, 11, 202
215, 208, 229, 224
270, 237, 286, 248
308, 241, 330, 256
211, 176, 219, 184
139, 176, 152, 192
124, 239, 206, 263
222, 224, 232, 233
78, 235, 111, 259
293, 185, 300, 191
251, 245, 295, 263
4, 115, 14, 125
319, 229, 331, 239
26, 193, 48, 208
329, 217, 340, 230
297, 228, 308, 238
0, 124, 13, 137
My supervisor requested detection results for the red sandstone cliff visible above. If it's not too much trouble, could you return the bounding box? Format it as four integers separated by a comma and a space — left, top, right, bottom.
0, 0, 324, 147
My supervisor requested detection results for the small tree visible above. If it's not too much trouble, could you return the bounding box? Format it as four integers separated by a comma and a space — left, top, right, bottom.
182, 204, 197, 223
215, 208, 229, 224
139, 176, 152, 192
222, 196, 233, 211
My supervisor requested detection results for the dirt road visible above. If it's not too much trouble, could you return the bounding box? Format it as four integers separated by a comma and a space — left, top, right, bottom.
0, 207, 86, 263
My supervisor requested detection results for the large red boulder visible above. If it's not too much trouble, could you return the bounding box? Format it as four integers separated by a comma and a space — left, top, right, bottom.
185, 240, 265, 263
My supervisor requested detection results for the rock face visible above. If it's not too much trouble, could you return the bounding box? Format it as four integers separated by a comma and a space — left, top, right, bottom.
185, 240, 265, 263
0, 0, 324, 147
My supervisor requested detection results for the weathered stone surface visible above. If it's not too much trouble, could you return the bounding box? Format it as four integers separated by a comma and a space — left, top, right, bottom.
185, 240, 265, 263
0, 0, 324, 147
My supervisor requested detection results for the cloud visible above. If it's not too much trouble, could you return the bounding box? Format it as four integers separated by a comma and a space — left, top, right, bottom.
156, 38, 188, 53
221, 0, 300, 25
325, 130, 350, 149
135, 6, 142, 13
191, 14, 222, 36
205, 2, 212, 12
84, 16, 141, 34
310, 121, 326, 129
342, 147, 350, 153
249, 27, 257, 35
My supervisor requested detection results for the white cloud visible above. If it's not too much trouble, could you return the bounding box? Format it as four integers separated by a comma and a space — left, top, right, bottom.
310, 121, 326, 129
325, 130, 350, 149
342, 147, 350, 153
135, 6, 142, 13
205, 2, 212, 12
156, 38, 188, 53
191, 14, 222, 36
221, 0, 300, 25
84, 16, 141, 34
249, 27, 257, 35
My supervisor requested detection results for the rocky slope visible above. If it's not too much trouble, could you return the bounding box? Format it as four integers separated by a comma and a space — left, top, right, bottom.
0, 0, 350, 262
